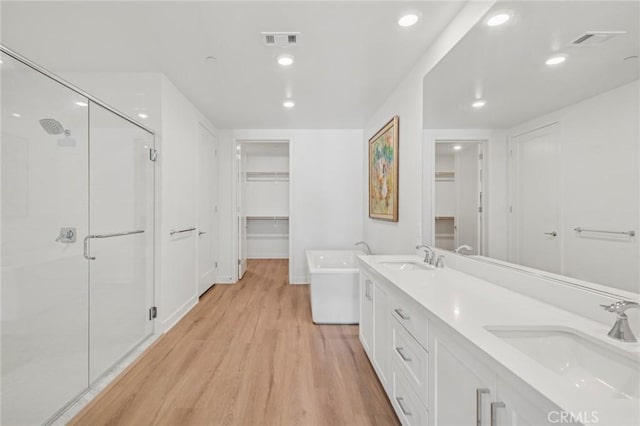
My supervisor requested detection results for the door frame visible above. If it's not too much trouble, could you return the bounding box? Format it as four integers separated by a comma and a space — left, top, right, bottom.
233, 138, 291, 282
428, 135, 487, 255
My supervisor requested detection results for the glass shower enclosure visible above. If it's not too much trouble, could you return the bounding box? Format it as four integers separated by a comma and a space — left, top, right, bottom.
1, 46, 155, 425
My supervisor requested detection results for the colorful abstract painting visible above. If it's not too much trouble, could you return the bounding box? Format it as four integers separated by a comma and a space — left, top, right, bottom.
369, 116, 399, 221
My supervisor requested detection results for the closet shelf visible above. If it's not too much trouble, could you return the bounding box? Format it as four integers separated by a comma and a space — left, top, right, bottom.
435, 216, 455, 220
247, 233, 289, 239
246, 215, 289, 220
246, 171, 289, 182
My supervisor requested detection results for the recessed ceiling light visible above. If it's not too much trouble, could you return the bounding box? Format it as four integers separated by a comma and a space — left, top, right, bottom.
453, 145, 463, 151
472, 100, 486, 108
11, 113, 22, 118
137, 113, 149, 119
487, 13, 511, 27
75, 101, 88, 107
277, 55, 294, 66
398, 14, 419, 27
283, 100, 295, 109
545, 55, 567, 66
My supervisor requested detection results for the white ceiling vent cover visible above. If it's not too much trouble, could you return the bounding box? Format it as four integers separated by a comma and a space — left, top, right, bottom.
571, 31, 626, 46
262, 32, 299, 47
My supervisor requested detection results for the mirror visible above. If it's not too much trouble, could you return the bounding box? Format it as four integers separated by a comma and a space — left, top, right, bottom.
423, 1, 639, 293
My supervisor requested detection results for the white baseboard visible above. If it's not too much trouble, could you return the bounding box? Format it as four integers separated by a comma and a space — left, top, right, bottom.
290, 275, 309, 285
161, 296, 198, 332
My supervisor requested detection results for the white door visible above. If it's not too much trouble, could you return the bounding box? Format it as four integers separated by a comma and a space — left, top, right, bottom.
237, 145, 248, 279
197, 125, 217, 296
455, 144, 481, 254
511, 124, 561, 273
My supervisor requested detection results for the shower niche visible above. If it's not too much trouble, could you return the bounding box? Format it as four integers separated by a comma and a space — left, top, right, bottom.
1, 48, 155, 425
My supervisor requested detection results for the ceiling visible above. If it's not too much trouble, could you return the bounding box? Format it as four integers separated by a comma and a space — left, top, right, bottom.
423, 1, 640, 129
1, 1, 466, 129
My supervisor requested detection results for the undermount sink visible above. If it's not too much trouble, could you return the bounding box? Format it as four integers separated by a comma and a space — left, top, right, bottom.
486, 326, 640, 400
379, 261, 433, 271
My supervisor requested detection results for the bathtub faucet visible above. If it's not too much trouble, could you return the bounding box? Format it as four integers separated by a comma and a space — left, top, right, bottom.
355, 241, 372, 255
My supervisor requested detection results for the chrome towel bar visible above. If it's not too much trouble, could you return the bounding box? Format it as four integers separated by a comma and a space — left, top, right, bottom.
170, 227, 196, 236
83, 230, 145, 260
574, 227, 635, 237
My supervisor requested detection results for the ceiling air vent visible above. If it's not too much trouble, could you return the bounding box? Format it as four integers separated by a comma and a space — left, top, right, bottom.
262, 32, 299, 47
571, 31, 626, 46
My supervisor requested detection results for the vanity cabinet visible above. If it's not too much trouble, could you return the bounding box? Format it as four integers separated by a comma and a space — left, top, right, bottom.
359, 262, 566, 426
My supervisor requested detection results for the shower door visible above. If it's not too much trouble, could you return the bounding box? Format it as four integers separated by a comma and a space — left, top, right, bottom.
2, 48, 155, 424
1, 52, 90, 425
87, 102, 154, 382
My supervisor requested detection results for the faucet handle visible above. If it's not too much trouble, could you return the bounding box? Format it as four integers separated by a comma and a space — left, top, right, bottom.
600, 303, 617, 312
601, 301, 639, 315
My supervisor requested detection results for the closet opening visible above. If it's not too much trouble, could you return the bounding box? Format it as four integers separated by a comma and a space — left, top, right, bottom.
237, 141, 290, 280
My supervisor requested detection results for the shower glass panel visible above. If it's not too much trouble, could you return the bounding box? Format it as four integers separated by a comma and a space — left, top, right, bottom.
1, 52, 90, 425
88, 102, 154, 382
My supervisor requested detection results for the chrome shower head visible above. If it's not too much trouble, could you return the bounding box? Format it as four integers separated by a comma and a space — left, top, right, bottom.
39, 118, 65, 135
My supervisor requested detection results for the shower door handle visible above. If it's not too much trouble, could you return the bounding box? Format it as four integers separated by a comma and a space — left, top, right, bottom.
83, 230, 145, 260
83, 235, 95, 260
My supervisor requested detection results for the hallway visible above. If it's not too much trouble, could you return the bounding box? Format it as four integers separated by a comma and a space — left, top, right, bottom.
71, 259, 398, 425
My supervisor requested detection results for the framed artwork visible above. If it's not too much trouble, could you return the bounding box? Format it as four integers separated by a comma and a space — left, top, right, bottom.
369, 116, 399, 221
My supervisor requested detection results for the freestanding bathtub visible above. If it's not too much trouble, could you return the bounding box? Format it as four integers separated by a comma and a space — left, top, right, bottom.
306, 250, 362, 324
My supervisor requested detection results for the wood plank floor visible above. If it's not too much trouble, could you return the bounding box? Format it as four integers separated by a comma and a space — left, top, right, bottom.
71, 259, 399, 426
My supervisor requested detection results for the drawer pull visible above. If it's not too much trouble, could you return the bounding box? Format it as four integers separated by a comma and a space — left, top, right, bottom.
476, 388, 490, 426
394, 308, 410, 320
395, 346, 412, 362
396, 396, 412, 416
490, 401, 505, 426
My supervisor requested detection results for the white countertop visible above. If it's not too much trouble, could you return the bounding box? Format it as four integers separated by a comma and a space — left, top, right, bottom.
359, 255, 640, 426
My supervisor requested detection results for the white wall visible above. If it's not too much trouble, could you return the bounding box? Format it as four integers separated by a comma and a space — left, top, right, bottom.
158, 75, 217, 330
362, 1, 496, 255
219, 129, 363, 284
507, 80, 639, 292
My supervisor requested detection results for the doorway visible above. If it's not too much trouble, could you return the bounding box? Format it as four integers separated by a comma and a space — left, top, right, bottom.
236, 141, 290, 280
434, 140, 485, 254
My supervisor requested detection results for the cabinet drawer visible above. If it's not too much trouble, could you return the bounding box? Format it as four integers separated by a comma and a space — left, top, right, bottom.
392, 317, 428, 404
393, 368, 429, 426
391, 292, 429, 350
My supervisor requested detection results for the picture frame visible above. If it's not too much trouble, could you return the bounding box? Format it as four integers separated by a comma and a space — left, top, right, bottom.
369, 115, 399, 221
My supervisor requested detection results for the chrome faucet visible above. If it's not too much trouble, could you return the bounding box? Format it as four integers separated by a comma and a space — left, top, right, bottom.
601, 300, 640, 342
355, 241, 372, 255
454, 245, 473, 254
416, 244, 436, 265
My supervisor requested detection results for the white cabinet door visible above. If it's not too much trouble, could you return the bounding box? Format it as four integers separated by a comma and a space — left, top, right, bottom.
373, 280, 390, 389
496, 377, 566, 426
433, 329, 496, 426
359, 273, 374, 358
